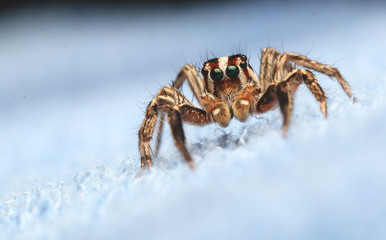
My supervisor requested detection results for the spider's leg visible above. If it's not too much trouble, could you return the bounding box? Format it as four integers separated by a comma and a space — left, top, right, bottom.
255, 82, 292, 134
173, 64, 206, 107
139, 86, 183, 168
273, 53, 294, 82
284, 52, 354, 100
167, 108, 195, 169
256, 85, 278, 113
153, 112, 165, 157
153, 64, 206, 157
179, 105, 210, 126
166, 104, 211, 169
274, 52, 329, 117
258, 48, 280, 89
148, 87, 169, 160
138, 98, 158, 168
139, 86, 211, 169
276, 81, 293, 134
284, 69, 328, 117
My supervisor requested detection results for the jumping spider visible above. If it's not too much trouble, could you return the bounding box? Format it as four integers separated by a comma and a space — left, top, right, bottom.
138, 48, 354, 169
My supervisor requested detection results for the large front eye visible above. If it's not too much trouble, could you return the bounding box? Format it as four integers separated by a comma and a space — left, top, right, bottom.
226, 65, 240, 78
210, 68, 224, 81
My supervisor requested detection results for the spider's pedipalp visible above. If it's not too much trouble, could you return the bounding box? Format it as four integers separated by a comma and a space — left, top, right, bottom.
201, 93, 231, 127
232, 85, 261, 121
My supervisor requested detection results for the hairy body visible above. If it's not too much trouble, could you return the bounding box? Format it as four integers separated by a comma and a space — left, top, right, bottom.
138, 48, 354, 169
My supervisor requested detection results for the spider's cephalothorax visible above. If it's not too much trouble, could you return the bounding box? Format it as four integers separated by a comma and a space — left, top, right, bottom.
138, 48, 355, 169
200, 54, 261, 125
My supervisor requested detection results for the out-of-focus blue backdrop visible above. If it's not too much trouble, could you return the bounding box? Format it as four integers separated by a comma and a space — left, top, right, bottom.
1, 1, 386, 239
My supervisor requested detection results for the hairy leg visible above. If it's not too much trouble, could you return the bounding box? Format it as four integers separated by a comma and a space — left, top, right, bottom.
255, 68, 327, 134
138, 86, 211, 169
173, 64, 206, 107
254, 82, 292, 135
284, 52, 354, 100
276, 81, 292, 134
271, 50, 331, 117
167, 108, 195, 169
256, 85, 278, 113
281, 69, 327, 117
153, 112, 165, 157
258, 48, 280, 90
154, 64, 207, 157
138, 99, 158, 168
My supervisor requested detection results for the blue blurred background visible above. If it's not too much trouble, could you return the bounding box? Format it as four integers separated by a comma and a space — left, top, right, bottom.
1, 0, 386, 239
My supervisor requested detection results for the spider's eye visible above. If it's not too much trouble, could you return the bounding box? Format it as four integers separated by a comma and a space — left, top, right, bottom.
240, 60, 247, 69
201, 68, 209, 76
210, 68, 224, 81
226, 65, 240, 78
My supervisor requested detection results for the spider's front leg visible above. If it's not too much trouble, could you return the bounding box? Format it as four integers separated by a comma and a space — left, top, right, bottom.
255, 69, 328, 134
138, 86, 211, 169
153, 64, 206, 158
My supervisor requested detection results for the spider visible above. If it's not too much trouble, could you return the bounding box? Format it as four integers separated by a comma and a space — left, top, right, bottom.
138, 48, 354, 169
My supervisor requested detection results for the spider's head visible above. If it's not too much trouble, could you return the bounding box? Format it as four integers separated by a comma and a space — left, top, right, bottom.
201, 54, 256, 96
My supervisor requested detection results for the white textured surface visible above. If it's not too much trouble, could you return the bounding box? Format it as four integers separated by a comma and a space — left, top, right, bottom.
1, 1, 386, 239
